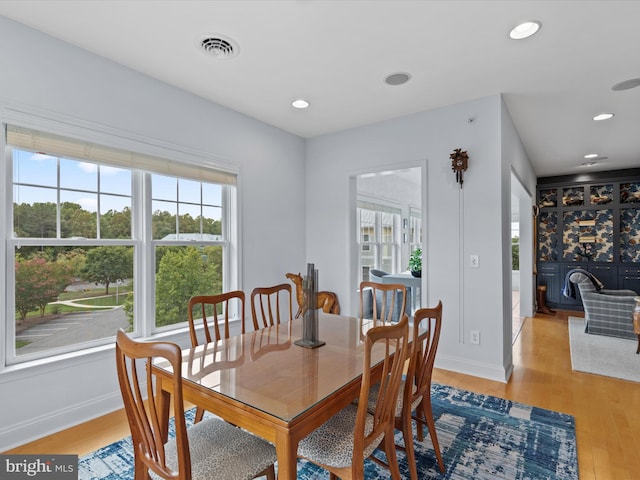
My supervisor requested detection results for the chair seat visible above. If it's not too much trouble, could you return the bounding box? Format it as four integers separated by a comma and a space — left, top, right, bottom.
150, 418, 277, 480
367, 380, 419, 417
297, 404, 381, 468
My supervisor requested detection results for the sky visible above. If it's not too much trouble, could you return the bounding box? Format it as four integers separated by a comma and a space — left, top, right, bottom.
12, 149, 222, 220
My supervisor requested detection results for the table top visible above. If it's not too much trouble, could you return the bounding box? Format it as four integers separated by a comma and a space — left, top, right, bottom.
154, 313, 386, 423
379, 272, 422, 287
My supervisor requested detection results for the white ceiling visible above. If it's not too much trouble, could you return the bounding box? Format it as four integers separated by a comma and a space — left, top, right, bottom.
1, 0, 639, 178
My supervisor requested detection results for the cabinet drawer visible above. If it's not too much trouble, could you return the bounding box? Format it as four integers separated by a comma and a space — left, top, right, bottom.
618, 266, 640, 275
618, 275, 640, 294
590, 264, 614, 271
537, 263, 559, 273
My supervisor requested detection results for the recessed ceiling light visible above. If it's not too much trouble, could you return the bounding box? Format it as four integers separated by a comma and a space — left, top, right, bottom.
584, 153, 599, 159
612, 78, 640, 91
581, 161, 597, 167
509, 21, 541, 40
292, 99, 310, 109
384, 72, 411, 86
593, 113, 614, 121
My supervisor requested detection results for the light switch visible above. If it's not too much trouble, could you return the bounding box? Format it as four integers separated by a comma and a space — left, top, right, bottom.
470, 255, 479, 268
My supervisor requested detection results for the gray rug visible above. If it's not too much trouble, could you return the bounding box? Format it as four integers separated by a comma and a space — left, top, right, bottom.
568, 317, 639, 383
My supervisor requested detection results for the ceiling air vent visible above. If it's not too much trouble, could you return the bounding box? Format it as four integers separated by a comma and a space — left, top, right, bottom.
199, 35, 239, 59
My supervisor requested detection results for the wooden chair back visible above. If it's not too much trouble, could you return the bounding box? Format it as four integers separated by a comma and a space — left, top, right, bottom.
359, 281, 407, 324
355, 314, 409, 478
408, 302, 442, 407
250, 283, 293, 329
187, 291, 245, 347
401, 301, 445, 477
115, 329, 191, 480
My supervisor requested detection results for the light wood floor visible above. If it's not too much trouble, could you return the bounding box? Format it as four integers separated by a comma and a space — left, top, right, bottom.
6, 310, 640, 479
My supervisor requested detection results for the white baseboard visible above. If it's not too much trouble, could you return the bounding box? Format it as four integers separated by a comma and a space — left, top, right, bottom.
0, 392, 123, 452
436, 354, 511, 383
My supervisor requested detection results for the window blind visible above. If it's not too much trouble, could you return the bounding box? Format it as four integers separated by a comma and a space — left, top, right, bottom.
6, 125, 236, 185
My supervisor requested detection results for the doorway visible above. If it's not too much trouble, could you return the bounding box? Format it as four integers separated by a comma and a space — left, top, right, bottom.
511, 172, 533, 342
352, 166, 423, 315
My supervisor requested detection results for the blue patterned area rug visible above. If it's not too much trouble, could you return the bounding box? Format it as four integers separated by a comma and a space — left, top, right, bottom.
79, 384, 578, 479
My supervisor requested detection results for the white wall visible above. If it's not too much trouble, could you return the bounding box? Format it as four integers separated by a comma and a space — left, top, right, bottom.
305, 94, 536, 383
501, 100, 537, 368
0, 17, 306, 450
0, 15, 537, 452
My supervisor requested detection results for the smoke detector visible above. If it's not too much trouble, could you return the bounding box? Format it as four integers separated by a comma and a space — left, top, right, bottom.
198, 34, 239, 59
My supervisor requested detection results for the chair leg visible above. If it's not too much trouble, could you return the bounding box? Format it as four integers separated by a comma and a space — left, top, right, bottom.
384, 428, 403, 480
133, 455, 146, 480
402, 411, 419, 480
414, 405, 426, 441
259, 464, 276, 480
420, 396, 445, 473
194, 406, 205, 424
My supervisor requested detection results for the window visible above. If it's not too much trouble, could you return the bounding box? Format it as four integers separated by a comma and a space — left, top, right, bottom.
4, 125, 237, 365
409, 206, 422, 252
151, 174, 225, 329
357, 202, 400, 282
512, 222, 520, 271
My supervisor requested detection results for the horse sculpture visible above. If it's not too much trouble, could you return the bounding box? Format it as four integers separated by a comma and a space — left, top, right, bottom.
285, 272, 340, 318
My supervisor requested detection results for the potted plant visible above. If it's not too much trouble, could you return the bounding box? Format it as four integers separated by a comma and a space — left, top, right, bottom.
408, 247, 422, 277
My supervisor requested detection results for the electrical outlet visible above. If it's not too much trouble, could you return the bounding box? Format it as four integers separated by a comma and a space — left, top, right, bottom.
470, 254, 479, 268
470, 330, 480, 345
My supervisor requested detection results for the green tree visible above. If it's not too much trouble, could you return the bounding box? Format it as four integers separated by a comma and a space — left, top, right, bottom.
56, 248, 87, 280
152, 209, 176, 240
101, 207, 131, 239
154, 246, 220, 326
512, 236, 520, 271
15, 257, 73, 320
122, 291, 134, 330
81, 246, 133, 294
203, 217, 222, 235
13, 202, 57, 238
178, 213, 198, 234
61, 202, 96, 238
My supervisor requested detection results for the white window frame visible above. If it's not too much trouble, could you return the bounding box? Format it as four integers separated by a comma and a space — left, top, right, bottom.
2, 114, 239, 367
356, 200, 401, 282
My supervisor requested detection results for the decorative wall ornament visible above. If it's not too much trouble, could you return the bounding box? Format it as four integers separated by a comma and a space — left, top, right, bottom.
450, 148, 469, 188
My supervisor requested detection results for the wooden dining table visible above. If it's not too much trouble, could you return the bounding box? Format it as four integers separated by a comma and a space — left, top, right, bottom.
152, 312, 397, 480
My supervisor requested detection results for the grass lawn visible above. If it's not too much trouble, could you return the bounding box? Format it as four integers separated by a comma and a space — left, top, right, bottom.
79, 295, 127, 307
58, 285, 132, 302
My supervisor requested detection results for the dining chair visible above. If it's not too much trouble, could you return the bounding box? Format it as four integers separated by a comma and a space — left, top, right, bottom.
359, 281, 407, 324
367, 302, 445, 479
297, 315, 410, 480
187, 291, 246, 423
114, 329, 276, 480
250, 283, 293, 329
187, 291, 246, 347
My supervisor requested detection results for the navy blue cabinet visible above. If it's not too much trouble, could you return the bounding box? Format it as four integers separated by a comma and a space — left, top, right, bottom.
618, 266, 640, 294
536, 169, 640, 310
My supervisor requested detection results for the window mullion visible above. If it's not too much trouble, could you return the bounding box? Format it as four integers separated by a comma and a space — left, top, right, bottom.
137, 171, 152, 338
